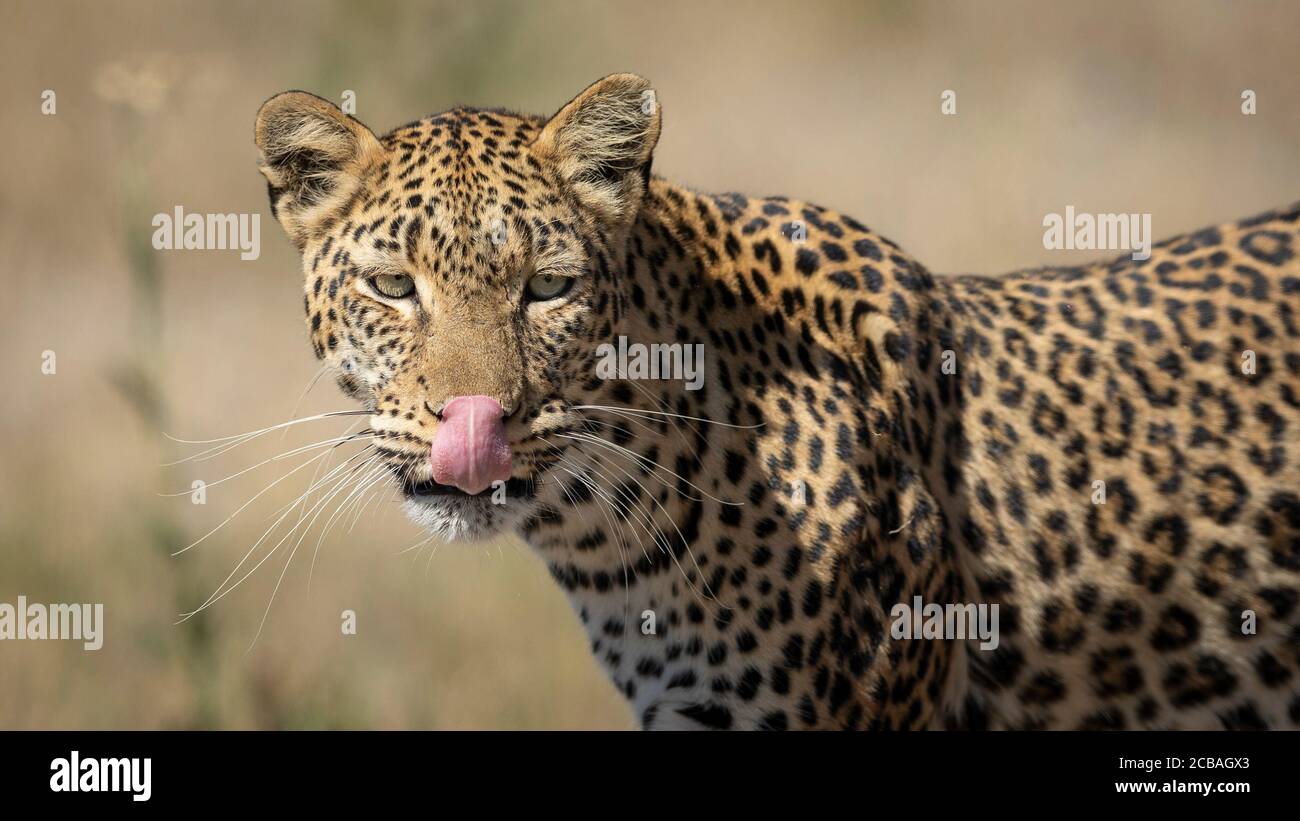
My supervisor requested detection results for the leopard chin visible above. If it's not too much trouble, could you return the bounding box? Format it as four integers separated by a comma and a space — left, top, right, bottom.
399, 478, 540, 544
401, 494, 516, 543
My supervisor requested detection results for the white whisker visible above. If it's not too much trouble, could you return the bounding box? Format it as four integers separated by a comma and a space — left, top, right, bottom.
161, 410, 369, 465
177, 450, 378, 618
556, 431, 742, 506
571, 404, 763, 429
158, 432, 372, 496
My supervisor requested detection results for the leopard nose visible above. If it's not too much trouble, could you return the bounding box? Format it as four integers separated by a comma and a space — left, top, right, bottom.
429, 395, 512, 495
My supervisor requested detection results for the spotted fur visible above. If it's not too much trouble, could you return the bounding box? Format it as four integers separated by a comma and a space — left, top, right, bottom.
254, 75, 1300, 729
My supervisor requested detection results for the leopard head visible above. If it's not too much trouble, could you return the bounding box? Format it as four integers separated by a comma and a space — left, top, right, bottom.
253, 74, 661, 541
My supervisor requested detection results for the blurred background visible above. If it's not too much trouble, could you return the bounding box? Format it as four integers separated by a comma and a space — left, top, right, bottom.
2, 0, 1299, 729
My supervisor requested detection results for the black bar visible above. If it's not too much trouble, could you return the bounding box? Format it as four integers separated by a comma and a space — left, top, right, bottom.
0, 731, 1285, 807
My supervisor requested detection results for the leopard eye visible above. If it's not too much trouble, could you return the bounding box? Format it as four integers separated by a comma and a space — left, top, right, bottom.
370, 273, 415, 300
525, 272, 573, 302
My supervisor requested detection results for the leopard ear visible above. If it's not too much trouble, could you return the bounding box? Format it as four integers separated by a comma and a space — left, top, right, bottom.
254, 91, 383, 248
533, 74, 661, 226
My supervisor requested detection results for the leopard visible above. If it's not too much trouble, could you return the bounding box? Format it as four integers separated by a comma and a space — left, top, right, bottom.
252, 73, 1300, 730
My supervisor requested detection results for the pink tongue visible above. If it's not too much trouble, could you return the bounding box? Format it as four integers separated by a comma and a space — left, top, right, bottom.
429, 395, 512, 495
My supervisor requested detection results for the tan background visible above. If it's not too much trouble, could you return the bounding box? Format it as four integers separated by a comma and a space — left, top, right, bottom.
2, 0, 1299, 728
